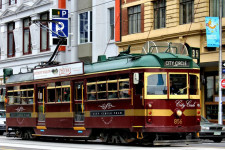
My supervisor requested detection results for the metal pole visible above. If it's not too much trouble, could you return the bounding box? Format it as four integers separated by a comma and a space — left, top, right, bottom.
218, 0, 223, 125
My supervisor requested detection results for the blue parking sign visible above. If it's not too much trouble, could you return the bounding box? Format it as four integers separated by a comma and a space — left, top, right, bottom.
52, 19, 68, 37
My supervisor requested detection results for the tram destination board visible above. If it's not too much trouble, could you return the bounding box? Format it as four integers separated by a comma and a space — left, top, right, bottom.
164, 60, 190, 68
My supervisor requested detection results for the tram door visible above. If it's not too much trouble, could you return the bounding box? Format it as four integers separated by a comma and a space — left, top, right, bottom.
133, 73, 144, 125
37, 85, 46, 125
74, 81, 85, 125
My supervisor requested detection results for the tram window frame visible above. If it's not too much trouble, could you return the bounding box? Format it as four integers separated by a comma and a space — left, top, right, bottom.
86, 74, 131, 101
119, 79, 130, 99
189, 73, 200, 99
7, 85, 34, 105
74, 82, 83, 101
37, 86, 45, 103
87, 82, 97, 101
145, 72, 167, 99
108, 78, 118, 99
47, 81, 71, 103
169, 73, 188, 99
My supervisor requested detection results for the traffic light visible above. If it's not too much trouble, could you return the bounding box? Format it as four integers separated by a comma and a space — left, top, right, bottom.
3, 68, 13, 83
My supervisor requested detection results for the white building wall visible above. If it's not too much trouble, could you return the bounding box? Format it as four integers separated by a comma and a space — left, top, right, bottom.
0, 0, 61, 77
92, 0, 118, 63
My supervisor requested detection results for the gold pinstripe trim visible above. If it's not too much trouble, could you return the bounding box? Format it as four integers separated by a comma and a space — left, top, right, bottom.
183, 109, 201, 116
85, 109, 174, 117
6, 113, 10, 118
148, 109, 174, 116
45, 112, 74, 118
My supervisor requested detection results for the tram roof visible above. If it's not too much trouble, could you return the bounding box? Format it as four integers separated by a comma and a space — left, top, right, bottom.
84, 52, 199, 74
6, 52, 199, 84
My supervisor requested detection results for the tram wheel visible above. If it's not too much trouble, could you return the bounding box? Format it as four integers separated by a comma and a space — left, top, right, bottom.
21, 129, 33, 140
103, 132, 132, 144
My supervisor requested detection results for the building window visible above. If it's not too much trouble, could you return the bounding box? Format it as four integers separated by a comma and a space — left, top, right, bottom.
7, 22, 15, 58
9, 0, 16, 5
154, 0, 166, 29
79, 11, 92, 44
40, 12, 49, 52
109, 7, 114, 40
23, 18, 31, 55
210, 0, 225, 17
0, 0, 2, 9
179, 0, 194, 24
205, 72, 225, 120
128, 5, 141, 34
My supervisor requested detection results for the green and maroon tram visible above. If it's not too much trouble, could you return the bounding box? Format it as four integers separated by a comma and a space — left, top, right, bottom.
5, 42, 201, 145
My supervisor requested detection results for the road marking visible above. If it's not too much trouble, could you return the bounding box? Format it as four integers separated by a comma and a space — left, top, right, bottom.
0, 148, 16, 150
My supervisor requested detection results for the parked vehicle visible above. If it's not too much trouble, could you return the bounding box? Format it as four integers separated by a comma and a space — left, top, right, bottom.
200, 116, 225, 143
0, 110, 6, 135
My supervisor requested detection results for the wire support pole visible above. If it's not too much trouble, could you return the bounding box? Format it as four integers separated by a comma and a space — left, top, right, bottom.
218, 0, 223, 125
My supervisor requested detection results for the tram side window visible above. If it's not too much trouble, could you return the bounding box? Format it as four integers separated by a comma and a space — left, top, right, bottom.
87, 83, 96, 100
86, 74, 130, 100
119, 80, 130, 98
74, 82, 83, 100
62, 88, 70, 102
20, 85, 34, 104
38, 87, 44, 103
170, 74, 187, 95
190, 75, 199, 95
97, 80, 106, 100
47, 81, 70, 103
147, 74, 167, 95
108, 78, 118, 99
7, 85, 34, 105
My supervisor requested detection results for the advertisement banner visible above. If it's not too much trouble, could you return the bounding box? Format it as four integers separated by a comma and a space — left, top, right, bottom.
33, 62, 83, 80
205, 17, 220, 47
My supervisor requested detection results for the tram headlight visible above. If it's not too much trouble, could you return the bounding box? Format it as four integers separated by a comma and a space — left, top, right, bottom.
176, 110, 182, 117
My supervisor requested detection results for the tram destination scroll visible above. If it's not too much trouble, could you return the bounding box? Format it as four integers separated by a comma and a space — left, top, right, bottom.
164, 60, 190, 68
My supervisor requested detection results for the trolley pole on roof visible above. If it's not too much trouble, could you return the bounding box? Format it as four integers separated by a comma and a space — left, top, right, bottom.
218, 0, 223, 125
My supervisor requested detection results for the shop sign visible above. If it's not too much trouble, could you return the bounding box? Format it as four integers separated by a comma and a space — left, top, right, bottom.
33, 62, 84, 80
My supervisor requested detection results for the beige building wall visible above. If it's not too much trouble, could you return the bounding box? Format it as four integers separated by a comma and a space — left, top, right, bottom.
117, 0, 225, 121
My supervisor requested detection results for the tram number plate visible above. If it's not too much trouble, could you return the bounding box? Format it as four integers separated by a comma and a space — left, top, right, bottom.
174, 119, 182, 125
214, 132, 221, 135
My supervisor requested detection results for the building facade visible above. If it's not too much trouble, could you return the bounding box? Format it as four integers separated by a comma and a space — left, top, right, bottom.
0, 0, 118, 109
115, 0, 225, 123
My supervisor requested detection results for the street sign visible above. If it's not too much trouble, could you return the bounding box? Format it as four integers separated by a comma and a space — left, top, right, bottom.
222, 68, 225, 73
52, 19, 68, 37
221, 79, 225, 88
222, 62, 225, 68
51, 9, 68, 19
50, 9, 68, 46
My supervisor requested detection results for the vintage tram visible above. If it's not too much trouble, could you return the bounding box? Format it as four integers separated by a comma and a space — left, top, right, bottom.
5, 41, 200, 145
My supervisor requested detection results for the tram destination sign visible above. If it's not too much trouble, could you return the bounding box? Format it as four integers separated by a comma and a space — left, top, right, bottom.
164, 60, 190, 68
33, 62, 84, 80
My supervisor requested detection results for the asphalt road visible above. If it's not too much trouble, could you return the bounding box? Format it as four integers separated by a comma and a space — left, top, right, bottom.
0, 136, 225, 150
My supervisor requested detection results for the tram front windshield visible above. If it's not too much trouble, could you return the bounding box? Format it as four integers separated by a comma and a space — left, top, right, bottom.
146, 73, 199, 96
170, 74, 187, 95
